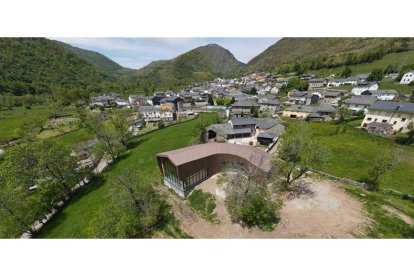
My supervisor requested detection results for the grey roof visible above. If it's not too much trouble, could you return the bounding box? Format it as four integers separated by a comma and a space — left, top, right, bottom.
234, 128, 252, 134
138, 106, 161, 112
258, 132, 277, 139
354, 81, 378, 87
324, 91, 343, 97
232, 100, 258, 107
259, 99, 279, 105
256, 118, 279, 129
207, 124, 235, 137
368, 101, 414, 114
266, 124, 285, 136
361, 90, 398, 95
285, 105, 316, 113
290, 91, 309, 98
343, 96, 377, 106
230, 117, 257, 126
316, 104, 336, 113
309, 78, 327, 83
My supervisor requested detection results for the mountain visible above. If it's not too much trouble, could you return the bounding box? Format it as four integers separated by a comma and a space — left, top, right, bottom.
56, 41, 126, 75
0, 38, 122, 95
135, 44, 245, 88
246, 37, 414, 72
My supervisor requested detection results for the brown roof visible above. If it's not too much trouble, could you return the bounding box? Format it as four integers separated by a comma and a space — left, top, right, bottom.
157, 143, 273, 172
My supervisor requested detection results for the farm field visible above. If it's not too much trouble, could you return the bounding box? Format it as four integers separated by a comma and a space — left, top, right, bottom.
287, 120, 414, 194
39, 113, 217, 238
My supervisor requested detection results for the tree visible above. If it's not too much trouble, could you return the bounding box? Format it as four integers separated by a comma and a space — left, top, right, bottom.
85, 113, 126, 160
108, 109, 131, 146
35, 140, 86, 199
361, 152, 399, 191
86, 169, 164, 238
207, 94, 214, 105
158, 120, 165, 129
368, 68, 384, 82
250, 106, 259, 118
0, 172, 47, 238
249, 87, 257, 95
341, 67, 352, 78
223, 164, 282, 231
274, 123, 329, 190
336, 106, 350, 123
230, 97, 236, 104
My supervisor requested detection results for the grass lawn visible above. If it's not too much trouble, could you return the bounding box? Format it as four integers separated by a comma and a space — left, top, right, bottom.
314, 50, 414, 79
0, 105, 50, 143
188, 190, 217, 222
50, 128, 95, 147
39, 113, 217, 238
346, 185, 414, 238
286, 120, 414, 194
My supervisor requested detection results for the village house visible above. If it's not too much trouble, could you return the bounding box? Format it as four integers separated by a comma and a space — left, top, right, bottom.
308, 78, 327, 88
360, 90, 398, 101
400, 71, 414, 84
319, 91, 343, 105
147, 95, 164, 106
128, 95, 147, 106
282, 104, 335, 120
351, 82, 379, 95
275, 79, 288, 88
258, 96, 280, 114
138, 106, 175, 122
128, 118, 146, 134
288, 91, 319, 105
342, 96, 377, 114
231, 100, 259, 115
361, 101, 414, 133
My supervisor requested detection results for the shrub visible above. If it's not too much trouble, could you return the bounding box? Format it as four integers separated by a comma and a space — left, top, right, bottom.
188, 190, 217, 222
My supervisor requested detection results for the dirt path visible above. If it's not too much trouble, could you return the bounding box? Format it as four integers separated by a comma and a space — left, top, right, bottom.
163, 174, 369, 238
382, 205, 414, 225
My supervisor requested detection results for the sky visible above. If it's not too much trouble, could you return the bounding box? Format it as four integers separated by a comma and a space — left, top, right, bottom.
52, 38, 280, 69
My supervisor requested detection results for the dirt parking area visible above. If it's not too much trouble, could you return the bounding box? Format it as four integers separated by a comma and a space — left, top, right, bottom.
164, 174, 369, 238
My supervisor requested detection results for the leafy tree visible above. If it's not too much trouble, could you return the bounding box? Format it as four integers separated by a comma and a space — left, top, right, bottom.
207, 94, 214, 105
368, 68, 384, 82
35, 140, 86, 199
274, 123, 329, 190
86, 169, 164, 238
223, 165, 282, 231
158, 120, 165, 129
336, 106, 350, 123
341, 67, 352, 78
361, 153, 399, 191
230, 97, 236, 104
250, 106, 259, 118
248, 87, 257, 95
280, 77, 309, 93
108, 109, 132, 146
85, 113, 126, 160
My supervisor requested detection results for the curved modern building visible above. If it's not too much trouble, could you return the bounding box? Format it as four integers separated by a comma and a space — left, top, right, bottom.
156, 143, 273, 197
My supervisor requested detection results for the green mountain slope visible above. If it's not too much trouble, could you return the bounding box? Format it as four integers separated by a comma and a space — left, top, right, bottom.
135, 44, 245, 88
0, 38, 118, 95
246, 37, 414, 72
56, 41, 125, 75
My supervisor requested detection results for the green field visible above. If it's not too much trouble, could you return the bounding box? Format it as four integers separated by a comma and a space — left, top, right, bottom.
39, 113, 216, 238
287, 120, 414, 194
314, 50, 414, 78
0, 106, 50, 143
